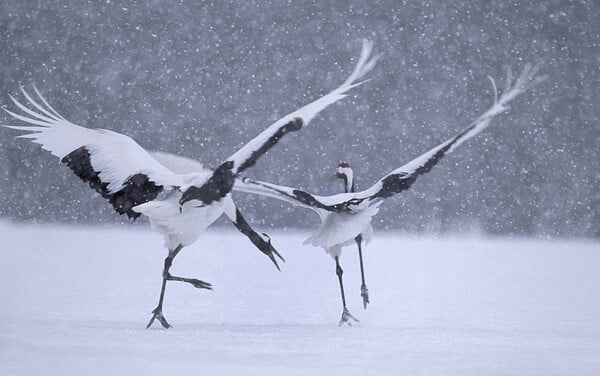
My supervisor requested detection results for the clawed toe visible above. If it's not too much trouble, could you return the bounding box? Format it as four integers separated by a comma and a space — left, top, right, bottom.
338, 307, 359, 327
272, 248, 285, 263
146, 307, 171, 329
166, 274, 213, 290
266, 245, 286, 272
189, 279, 212, 290
267, 252, 283, 271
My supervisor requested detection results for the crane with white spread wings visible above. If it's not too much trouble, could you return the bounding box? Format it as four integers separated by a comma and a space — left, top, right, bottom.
233, 64, 546, 325
2, 41, 380, 328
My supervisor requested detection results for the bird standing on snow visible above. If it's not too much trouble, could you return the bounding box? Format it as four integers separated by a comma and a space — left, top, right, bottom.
329, 161, 372, 312
2, 40, 380, 328
234, 64, 546, 326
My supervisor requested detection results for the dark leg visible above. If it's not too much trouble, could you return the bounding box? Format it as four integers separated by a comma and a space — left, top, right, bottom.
356, 234, 369, 309
146, 277, 170, 329
146, 244, 212, 329
231, 208, 285, 270
335, 256, 358, 327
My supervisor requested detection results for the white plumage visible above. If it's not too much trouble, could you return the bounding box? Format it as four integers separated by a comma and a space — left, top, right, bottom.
148, 63, 545, 326
233, 63, 546, 325
303, 200, 380, 252
2, 40, 380, 328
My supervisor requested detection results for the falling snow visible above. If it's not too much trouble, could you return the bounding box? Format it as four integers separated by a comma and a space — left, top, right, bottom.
0, 1, 598, 237
0, 1, 599, 374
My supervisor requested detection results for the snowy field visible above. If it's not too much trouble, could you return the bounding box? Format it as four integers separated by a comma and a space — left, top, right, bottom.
1, 220, 599, 375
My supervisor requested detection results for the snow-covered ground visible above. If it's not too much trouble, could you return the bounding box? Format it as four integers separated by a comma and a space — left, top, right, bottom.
1, 220, 599, 375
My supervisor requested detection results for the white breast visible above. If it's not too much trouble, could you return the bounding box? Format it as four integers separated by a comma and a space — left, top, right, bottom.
133, 191, 228, 250
303, 201, 381, 250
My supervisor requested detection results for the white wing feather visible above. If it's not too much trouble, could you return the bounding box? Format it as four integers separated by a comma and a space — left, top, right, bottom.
150, 151, 212, 175
235, 64, 545, 213
3, 87, 185, 193
225, 40, 381, 174
357, 63, 547, 201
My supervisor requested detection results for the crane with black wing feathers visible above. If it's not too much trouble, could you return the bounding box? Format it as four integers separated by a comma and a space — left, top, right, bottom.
2, 40, 380, 328
233, 63, 546, 325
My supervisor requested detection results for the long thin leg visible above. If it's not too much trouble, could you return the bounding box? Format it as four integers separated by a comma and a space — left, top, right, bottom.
222, 197, 285, 270
355, 234, 369, 309
146, 245, 212, 329
146, 277, 170, 329
336, 256, 358, 327
231, 208, 285, 270
146, 245, 182, 329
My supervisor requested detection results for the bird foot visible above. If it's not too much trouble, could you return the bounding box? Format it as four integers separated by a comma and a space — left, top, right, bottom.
361, 284, 370, 309
338, 307, 359, 327
187, 278, 213, 290
264, 241, 286, 271
267, 250, 286, 271
146, 306, 171, 329
165, 274, 213, 290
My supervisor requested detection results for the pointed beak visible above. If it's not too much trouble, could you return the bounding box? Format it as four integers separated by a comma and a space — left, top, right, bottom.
328, 173, 338, 183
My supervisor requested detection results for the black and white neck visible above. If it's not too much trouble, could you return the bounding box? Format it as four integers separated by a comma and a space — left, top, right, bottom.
336, 162, 355, 193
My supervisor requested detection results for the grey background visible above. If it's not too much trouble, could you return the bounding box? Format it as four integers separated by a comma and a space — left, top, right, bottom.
1, 0, 598, 237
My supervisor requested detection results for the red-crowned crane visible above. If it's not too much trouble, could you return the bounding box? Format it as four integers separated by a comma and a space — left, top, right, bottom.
233, 64, 546, 325
2, 41, 380, 328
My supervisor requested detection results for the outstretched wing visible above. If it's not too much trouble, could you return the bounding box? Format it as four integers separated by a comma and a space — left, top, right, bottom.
150, 151, 350, 216
227, 40, 381, 175
3, 87, 187, 219
151, 151, 213, 175
234, 176, 352, 214
354, 63, 546, 204
237, 64, 546, 213
179, 40, 380, 206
